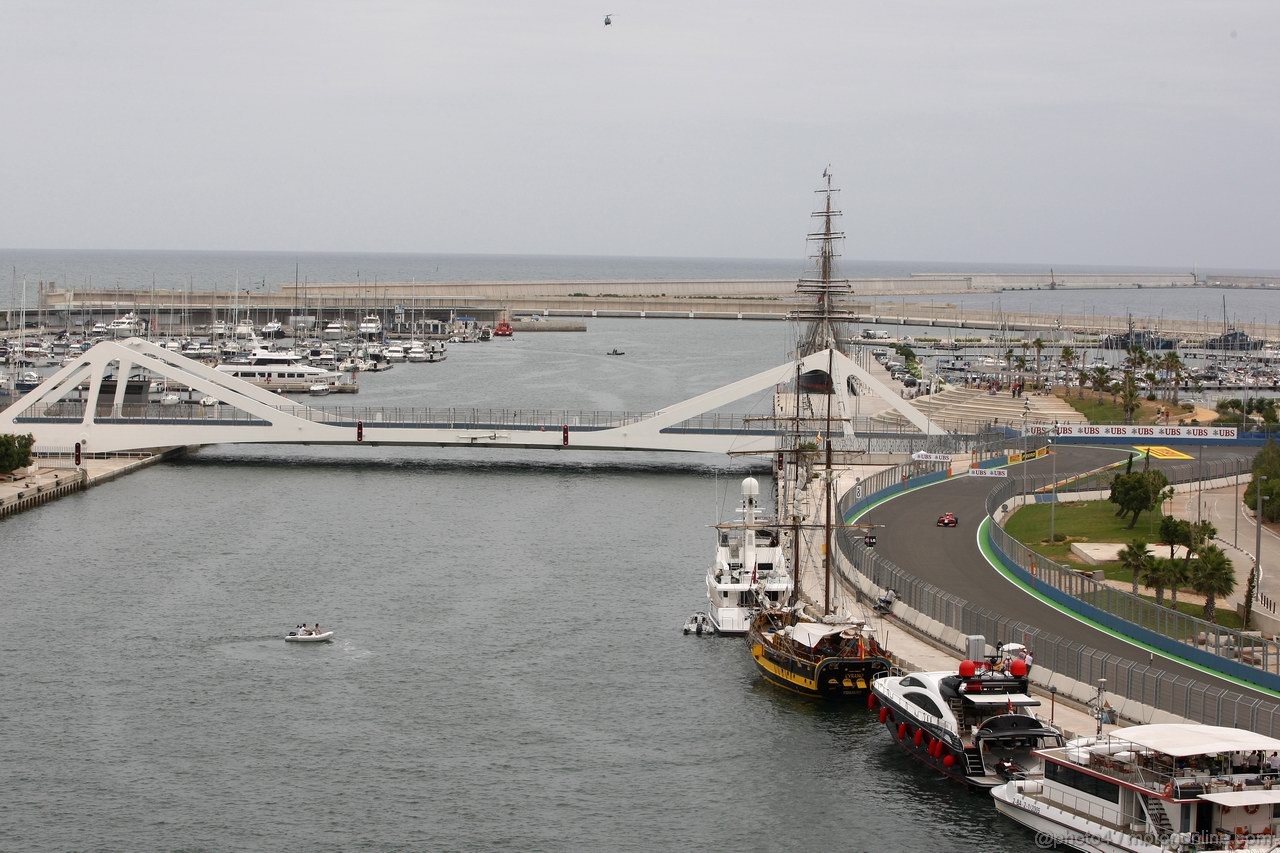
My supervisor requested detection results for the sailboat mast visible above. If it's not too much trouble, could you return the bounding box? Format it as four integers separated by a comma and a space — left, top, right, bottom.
823, 347, 835, 614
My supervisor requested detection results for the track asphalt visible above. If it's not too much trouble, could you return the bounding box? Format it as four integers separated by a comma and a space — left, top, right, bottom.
856, 443, 1275, 702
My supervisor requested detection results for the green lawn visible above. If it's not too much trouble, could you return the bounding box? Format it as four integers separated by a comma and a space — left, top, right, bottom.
1056, 392, 1168, 425
1003, 501, 1166, 561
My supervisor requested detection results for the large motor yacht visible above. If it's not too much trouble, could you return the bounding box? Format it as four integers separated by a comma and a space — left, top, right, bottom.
705, 476, 792, 635
869, 648, 1064, 790
215, 349, 343, 388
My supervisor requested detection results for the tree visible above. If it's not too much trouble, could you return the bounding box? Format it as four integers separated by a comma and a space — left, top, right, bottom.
0, 433, 35, 473
1120, 374, 1142, 424
1244, 438, 1280, 524
1059, 346, 1077, 391
1159, 351, 1184, 404
1032, 337, 1045, 390
1159, 515, 1191, 560
1118, 540, 1152, 596
1141, 556, 1177, 607
1190, 545, 1236, 623
1090, 366, 1110, 401
1109, 469, 1171, 528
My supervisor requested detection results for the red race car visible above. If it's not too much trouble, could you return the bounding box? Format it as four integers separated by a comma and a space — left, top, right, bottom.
936, 512, 958, 527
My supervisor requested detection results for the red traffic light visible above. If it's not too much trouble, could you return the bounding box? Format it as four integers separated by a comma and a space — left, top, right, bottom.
562, 425, 569, 446
74, 442, 82, 466
356, 420, 364, 442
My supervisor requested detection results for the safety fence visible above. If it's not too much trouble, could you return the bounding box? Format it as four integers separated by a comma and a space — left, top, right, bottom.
831, 458, 1280, 736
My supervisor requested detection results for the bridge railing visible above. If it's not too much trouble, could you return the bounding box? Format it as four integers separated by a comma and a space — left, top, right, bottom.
832, 461, 1280, 735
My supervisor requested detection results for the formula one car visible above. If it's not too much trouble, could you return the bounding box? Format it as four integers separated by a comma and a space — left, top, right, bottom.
936, 511, 958, 527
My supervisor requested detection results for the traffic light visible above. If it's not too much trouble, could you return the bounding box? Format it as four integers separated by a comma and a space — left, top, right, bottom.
74, 442, 81, 466
356, 420, 364, 442
562, 425, 569, 446
863, 533, 877, 548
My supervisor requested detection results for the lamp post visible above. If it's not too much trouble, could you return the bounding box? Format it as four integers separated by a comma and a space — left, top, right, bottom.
1049, 425, 1060, 545
1254, 475, 1269, 624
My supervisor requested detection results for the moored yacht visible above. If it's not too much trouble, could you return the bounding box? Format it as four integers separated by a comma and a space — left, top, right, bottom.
992, 724, 1280, 851
357, 314, 383, 340
869, 650, 1064, 790
260, 319, 285, 339
215, 349, 343, 388
323, 319, 350, 341
106, 312, 146, 338
405, 342, 428, 362
705, 476, 792, 635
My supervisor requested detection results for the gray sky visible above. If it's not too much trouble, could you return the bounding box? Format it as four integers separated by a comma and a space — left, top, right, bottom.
3, 1, 1277, 268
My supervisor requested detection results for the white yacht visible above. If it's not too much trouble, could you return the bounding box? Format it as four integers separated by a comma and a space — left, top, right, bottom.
405, 342, 428, 362
215, 349, 343, 388
426, 341, 448, 362
704, 476, 792, 635
383, 345, 407, 363
357, 314, 383, 339
323, 320, 350, 341
260, 319, 285, 339
233, 317, 257, 339
106, 312, 146, 338
992, 723, 1280, 851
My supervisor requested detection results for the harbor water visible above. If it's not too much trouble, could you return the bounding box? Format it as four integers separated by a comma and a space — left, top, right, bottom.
2, 316, 1043, 851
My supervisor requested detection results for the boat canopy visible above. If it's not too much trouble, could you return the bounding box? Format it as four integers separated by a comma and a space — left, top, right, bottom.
1199, 790, 1280, 807
964, 694, 1039, 706
787, 623, 846, 648
1104, 724, 1280, 757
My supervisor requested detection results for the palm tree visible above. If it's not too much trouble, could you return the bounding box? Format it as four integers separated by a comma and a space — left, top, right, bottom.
1077, 369, 1089, 399
1090, 366, 1111, 401
1164, 557, 1189, 609
1118, 540, 1152, 596
1140, 556, 1175, 607
1059, 346, 1077, 391
1032, 336, 1045, 391
1190, 545, 1236, 623
1159, 351, 1184, 404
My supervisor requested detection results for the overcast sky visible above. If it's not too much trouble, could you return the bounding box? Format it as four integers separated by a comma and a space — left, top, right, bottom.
3, 1, 1277, 269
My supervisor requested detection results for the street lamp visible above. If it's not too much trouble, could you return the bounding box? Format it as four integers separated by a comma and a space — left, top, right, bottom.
1049, 425, 1060, 545
1254, 475, 1270, 621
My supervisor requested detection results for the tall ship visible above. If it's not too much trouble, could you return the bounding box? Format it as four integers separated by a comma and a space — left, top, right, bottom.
869, 648, 1064, 790
992, 723, 1280, 851
745, 169, 892, 699
704, 476, 793, 635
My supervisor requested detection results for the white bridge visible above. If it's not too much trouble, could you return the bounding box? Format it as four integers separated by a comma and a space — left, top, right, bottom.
1, 338, 943, 455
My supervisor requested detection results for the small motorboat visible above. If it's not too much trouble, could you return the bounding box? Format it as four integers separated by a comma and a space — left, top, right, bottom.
285, 630, 335, 643
308, 383, 332, 396
606, 349, 625, 356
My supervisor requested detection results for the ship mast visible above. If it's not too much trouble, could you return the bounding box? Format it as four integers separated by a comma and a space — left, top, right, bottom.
792, 167, 854, 359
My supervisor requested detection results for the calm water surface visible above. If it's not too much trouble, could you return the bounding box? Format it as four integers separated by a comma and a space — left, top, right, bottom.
3, 319, 1044, 851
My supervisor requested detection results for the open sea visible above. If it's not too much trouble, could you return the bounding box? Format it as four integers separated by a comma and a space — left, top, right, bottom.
2, 248, 1277, 851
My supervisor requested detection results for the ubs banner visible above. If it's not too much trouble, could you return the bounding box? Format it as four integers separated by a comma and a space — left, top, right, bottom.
1022, 424, 1238, 440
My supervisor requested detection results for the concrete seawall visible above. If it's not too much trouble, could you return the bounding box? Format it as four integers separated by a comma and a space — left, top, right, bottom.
0, 448, 185, 520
